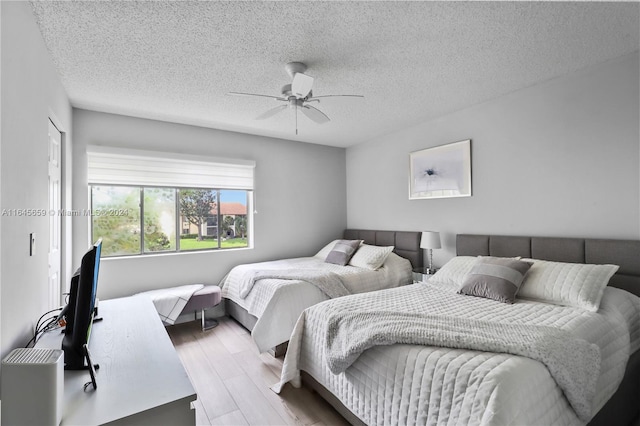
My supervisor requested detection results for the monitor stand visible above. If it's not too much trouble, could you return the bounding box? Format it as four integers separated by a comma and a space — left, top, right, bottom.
82, 344, 98, 391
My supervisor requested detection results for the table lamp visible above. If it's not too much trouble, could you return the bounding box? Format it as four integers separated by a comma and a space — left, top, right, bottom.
420, 231, 441, 274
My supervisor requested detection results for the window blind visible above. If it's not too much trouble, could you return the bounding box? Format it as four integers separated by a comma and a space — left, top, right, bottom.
87, 146, 255, 189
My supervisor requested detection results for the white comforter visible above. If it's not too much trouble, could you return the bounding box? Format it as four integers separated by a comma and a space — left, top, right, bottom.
221, 252, 412, 352
276, 281, 640, 425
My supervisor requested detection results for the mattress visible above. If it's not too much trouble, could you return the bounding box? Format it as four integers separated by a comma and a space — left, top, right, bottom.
277, 282, 640, 425
221, 252, 412, 352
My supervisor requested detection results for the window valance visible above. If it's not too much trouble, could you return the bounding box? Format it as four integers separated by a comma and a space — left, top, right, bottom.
87, 146, 255, 190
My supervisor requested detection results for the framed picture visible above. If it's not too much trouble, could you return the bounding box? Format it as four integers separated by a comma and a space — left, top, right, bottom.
409, 139, 472, 200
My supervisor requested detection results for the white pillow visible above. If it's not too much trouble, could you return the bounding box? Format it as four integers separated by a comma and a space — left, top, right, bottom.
518, 259, 619, 311
349, 244, 394, 270
429, 256, 478, 286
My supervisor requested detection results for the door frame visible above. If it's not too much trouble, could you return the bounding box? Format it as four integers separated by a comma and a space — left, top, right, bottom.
48, 111, 71, 307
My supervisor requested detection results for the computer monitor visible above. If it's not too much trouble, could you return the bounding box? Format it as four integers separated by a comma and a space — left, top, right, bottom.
61, 239, 102, 370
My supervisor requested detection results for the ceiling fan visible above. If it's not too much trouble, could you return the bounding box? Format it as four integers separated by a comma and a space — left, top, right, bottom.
228, 62, 363, 134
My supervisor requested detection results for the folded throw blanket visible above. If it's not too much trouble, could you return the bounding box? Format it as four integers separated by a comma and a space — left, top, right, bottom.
324, 311, 601, 422
139, 284, 204, 325
239, 269, 350, 299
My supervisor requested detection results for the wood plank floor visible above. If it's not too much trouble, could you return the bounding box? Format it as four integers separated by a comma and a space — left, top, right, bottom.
167, 317, 350, 426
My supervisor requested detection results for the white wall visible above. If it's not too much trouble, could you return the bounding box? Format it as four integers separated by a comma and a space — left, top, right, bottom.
72, 109, 347, 300
0, 2, 3, 387
346, 52, 640, 268
0, 2, 73, 359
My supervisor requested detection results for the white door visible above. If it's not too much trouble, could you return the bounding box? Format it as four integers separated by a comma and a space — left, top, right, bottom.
48, 119, 62, 309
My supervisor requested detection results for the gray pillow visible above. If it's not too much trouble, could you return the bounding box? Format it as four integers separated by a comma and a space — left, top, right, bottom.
458, 257, 533, 303
325, 240, 362, 266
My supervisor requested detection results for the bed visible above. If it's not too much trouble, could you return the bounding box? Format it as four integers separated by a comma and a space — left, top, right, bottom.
221, 229, 422, 354
275, 234, 640, 426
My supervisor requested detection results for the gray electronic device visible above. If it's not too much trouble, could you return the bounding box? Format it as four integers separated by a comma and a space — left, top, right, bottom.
1, 348, 64, 425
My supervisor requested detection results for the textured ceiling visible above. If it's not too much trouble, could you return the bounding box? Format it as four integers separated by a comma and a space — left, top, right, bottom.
30, 1, 639, 148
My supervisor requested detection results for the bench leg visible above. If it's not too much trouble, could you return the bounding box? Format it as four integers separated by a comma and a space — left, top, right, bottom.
201, 309, 219, 331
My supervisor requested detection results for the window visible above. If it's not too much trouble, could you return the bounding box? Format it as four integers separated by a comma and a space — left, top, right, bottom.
91, 186, 141, 256
177, 188, 219, 251
87, 147, 254, 257
90, 186, 250, 257
144, 187, 176, 253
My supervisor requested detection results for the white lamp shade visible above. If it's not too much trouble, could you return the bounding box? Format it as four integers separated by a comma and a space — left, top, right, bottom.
420, 231, 441, 249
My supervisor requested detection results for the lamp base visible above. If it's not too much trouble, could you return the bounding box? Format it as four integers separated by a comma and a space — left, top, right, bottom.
424, 267, 438, 275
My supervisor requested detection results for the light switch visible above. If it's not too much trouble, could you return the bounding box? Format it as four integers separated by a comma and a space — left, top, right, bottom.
30, 233, 35, 256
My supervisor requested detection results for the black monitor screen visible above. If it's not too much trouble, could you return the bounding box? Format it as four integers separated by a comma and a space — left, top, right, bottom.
61, 239, 102, 370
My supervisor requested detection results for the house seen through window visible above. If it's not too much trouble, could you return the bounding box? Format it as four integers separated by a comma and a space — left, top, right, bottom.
91, 186, 250, 257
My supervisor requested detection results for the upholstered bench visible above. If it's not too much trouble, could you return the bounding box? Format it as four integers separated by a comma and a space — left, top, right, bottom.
180, 286, 222, 331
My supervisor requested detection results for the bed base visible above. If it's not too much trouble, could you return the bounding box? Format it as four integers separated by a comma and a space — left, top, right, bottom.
301, 371, 366, 426
225, 299, 288, 357
225, 298, 257, 331
588, 348, 640, 426
300, 348, 640, 426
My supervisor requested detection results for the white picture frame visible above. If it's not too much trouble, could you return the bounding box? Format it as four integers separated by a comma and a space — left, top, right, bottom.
409, 139, 472, 200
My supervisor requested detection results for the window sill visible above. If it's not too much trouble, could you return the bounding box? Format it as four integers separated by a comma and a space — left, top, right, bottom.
101, 246, 252, 261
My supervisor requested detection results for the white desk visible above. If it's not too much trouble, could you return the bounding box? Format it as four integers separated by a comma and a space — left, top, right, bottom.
36, 296, 196, 425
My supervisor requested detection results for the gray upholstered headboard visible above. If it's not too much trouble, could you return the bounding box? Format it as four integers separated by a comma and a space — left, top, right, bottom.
457, 234, 640, 297
344, 229, 423, 269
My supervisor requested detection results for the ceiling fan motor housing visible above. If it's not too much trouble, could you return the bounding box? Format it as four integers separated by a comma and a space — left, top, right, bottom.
281, 84, 292, 97
285, 62, 308, 78
281, 84, 312, 101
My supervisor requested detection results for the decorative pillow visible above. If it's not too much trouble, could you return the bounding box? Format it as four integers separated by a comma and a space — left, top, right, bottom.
429, 256, 478, 286
325, 240, 363, 266
518, 259, 619, 311
348, 244, 394, 270
458, 257, 533, 303
314, 240, 340, 259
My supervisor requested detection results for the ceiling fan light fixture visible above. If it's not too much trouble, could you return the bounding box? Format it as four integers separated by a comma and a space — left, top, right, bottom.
230, 61, 364, 133
292, 72, 314, 98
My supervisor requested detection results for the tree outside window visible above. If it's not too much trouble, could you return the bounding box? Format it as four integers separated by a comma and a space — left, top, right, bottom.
144, 188, 176, 253
91, 186, 141, 256
178, 189, 217, 242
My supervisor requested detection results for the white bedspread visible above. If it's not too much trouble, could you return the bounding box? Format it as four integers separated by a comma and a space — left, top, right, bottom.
325, 312, 599, 421
239, 268, 350, 299
221, 253, 412, 352
276, 281, 640, 425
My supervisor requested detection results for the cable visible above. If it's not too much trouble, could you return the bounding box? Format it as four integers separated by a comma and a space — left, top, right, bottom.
39, 316, 60, 334
25, 307, 63, 348
35, 308, 62, 334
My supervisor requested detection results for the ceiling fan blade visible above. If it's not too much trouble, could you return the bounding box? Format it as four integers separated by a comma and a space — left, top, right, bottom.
228, 91, 283, 100
292, 73, 314, 99
301, 104, 330, 124
311, 94, 364, 99
256, 105, 287, 120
